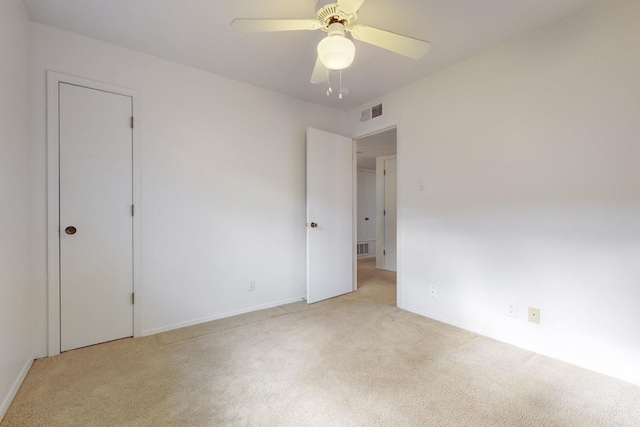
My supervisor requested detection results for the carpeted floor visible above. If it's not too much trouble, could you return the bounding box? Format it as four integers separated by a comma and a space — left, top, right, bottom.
3, 258, 640, 426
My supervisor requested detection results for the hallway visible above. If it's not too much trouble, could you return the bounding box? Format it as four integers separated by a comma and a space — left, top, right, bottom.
356, 258, 396, 306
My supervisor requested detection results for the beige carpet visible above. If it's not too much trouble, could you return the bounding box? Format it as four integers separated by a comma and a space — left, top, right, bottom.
3, 258, 640, 426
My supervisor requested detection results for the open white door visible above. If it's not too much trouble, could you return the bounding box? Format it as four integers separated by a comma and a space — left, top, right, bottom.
306, 127, 354, 304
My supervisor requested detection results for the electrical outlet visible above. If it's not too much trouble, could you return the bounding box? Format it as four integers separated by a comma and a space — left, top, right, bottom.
430, 285, 436, 298
528, 307, 540, 324
506, 301, 518, 317
249, 280, 256, 292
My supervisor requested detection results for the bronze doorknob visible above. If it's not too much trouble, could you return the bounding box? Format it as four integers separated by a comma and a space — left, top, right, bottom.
65, 226, 77, 235
310, 222, 318, 228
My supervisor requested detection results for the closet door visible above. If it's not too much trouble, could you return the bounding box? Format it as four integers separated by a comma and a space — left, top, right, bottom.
59, 82, 134, 351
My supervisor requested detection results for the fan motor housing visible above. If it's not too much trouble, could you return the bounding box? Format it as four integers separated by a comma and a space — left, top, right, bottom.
316, 3, 358, 30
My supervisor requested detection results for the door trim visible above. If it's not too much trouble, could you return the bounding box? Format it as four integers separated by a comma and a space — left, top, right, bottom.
352, 120, 401, 307
46, 71, 141, 356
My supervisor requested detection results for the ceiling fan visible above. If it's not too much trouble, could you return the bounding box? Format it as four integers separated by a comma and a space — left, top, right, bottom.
231, 0, 430, 92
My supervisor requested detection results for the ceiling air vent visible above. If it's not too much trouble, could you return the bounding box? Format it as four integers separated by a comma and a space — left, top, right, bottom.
372, 103, 383, 118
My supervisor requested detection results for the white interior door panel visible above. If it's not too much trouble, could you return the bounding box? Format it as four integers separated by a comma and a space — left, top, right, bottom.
306, 127, 354, 304
59, 83, 133, 351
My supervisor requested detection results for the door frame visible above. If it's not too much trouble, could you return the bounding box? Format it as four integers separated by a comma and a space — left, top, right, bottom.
352, 120, 401, 305
46, 71, 141, 356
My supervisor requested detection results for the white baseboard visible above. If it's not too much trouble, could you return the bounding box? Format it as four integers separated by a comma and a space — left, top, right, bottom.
399, 303, 640, 387
400, 302, 547, 355
142, 296, 306, 336
0, 356, 34, 423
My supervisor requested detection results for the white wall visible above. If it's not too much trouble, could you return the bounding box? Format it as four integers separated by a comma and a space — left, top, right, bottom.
0, 0, 35, 420
349, 0, 640, 385
30, 23, 348, 352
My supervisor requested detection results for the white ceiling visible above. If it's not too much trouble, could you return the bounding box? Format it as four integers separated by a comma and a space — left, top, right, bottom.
23, 0, 599, 111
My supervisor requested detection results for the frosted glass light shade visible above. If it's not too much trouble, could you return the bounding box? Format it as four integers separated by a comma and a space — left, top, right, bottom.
317, 35, 356, 70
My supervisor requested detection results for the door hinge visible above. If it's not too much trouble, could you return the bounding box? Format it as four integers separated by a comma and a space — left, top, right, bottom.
384, 210, 386, 216
131, 204, 134, 216
383, 250, 386, 256
384, 170, 386, 175
132, 292, 135, 304
131, 116, 134, 129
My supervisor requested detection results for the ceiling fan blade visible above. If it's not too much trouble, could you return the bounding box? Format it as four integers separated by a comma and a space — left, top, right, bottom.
231, 19, 322, 32
337, 0, 366, 15
350, 24, 430, 59
310, 56, 328, 84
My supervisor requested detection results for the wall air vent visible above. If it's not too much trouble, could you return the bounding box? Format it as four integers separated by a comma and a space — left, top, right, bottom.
372, 103, 383, 118
357, 243, 370, 256
360, 103, 383, 122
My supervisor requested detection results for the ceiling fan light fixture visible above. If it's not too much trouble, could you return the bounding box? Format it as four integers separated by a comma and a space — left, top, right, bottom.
317, 23, 356, 70
231, 1, 432, 87
317, 35, 355, 70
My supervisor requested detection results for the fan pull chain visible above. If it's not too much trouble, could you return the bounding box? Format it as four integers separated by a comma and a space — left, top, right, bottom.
322, 70, 347, 99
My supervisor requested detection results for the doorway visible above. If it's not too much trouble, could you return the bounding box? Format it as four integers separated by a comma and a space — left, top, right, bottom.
47, 72, 141, 356
355, 127, 397, 299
